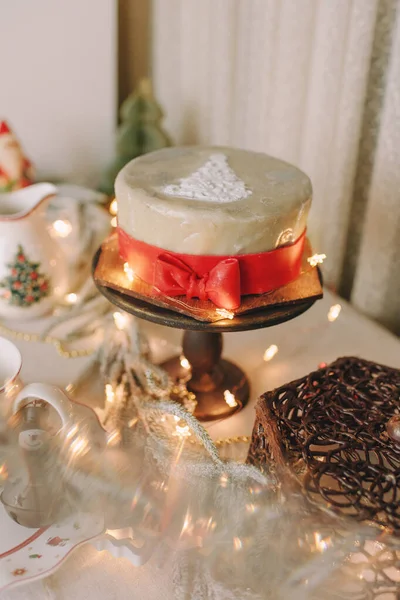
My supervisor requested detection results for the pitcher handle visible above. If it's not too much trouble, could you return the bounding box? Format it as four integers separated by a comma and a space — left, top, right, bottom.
13, 383, 74, 429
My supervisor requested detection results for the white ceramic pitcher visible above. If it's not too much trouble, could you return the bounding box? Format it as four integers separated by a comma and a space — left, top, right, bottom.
0, 183, 69, 320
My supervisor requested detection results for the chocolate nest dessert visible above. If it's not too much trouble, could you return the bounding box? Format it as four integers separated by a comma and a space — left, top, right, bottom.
247, 356, 400, 533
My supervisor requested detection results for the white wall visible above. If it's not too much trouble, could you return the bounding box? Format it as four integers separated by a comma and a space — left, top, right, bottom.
0, 0, 117, 186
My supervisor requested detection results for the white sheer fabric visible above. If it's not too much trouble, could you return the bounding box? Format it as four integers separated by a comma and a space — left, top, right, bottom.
152, 0, 400, 334
352, 5, 400, 334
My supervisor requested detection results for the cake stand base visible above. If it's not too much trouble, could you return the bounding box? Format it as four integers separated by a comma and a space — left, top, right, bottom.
161, 330, 249, 421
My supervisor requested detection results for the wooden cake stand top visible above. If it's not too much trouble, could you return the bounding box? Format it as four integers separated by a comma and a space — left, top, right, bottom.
92, 248, 321, 333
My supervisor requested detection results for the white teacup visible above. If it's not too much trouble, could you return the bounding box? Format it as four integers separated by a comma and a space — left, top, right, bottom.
11, 382, 158, 561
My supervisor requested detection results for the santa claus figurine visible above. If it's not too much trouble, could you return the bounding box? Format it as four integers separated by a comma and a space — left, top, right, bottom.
0, 120, 34, 192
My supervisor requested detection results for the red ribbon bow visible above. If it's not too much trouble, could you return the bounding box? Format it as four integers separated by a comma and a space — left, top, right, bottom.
154, 253, 241, 310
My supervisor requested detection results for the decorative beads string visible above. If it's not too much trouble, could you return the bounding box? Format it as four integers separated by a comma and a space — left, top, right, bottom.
0, 322, 97, 359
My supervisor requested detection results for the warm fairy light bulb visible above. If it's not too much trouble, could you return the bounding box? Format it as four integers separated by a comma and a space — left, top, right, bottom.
233, 537, 243, 551
107, 429, 121, 447
65, 292, 78, 304
113, 311, 129, 330
215, 308, 235, 320
224, 389, 238, 408
327, 303, 342, 322
105, 383, 114, 404
180, 355, 191, 370
110, 216, 117, 228
307, 253, 326, 267
69, 435, 89, 458
314, 532, 331, 552
174, 424, 191, 438
53, 219, 72, 237
181, 511, 192, 534
65, 424, 79, 440
263, 344, 278, 362
220, 473, 229, 487
109, 199, 118, 216
123, 262, 135, 282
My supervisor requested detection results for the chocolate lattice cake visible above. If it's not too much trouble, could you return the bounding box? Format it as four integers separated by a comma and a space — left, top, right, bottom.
247, 356, 400, 533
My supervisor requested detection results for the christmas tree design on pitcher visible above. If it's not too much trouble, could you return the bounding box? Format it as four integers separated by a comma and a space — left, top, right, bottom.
0, 245, 50, 306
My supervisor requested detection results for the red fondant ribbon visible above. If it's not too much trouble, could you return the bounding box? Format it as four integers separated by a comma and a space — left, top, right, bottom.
155, 253, 241, 310
117, 227, 306, 310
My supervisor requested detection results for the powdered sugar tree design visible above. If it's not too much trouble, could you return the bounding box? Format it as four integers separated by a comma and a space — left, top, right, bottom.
164, 153, 252, 202
0, 245, 50, 307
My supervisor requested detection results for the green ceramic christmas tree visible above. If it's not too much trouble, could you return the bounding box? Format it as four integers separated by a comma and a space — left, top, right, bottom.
100, 78, 171, 196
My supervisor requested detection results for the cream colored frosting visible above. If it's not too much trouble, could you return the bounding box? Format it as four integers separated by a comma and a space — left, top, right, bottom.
115, 146, 312, 255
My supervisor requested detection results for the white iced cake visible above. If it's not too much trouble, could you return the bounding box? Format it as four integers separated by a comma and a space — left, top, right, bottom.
115, 146, 312, 256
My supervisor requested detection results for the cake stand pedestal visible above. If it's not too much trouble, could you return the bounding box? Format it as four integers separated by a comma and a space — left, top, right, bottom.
162, 330, 249, 421
93, 248, 320, 421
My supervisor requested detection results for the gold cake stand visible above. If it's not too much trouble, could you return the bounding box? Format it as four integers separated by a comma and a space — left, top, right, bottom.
93, 248, 321, 421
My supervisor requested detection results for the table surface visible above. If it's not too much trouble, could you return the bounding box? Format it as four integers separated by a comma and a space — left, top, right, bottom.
3, 288, 400, 599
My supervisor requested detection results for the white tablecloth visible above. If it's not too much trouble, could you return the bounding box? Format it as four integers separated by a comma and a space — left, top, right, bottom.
2, 289, 400, 599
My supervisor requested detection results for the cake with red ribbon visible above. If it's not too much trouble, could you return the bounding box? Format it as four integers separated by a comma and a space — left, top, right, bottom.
115, 147, 312, 311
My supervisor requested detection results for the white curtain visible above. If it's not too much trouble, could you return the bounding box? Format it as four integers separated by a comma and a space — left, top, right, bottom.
151, 0, 400, 334
351, 1, 400, 334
